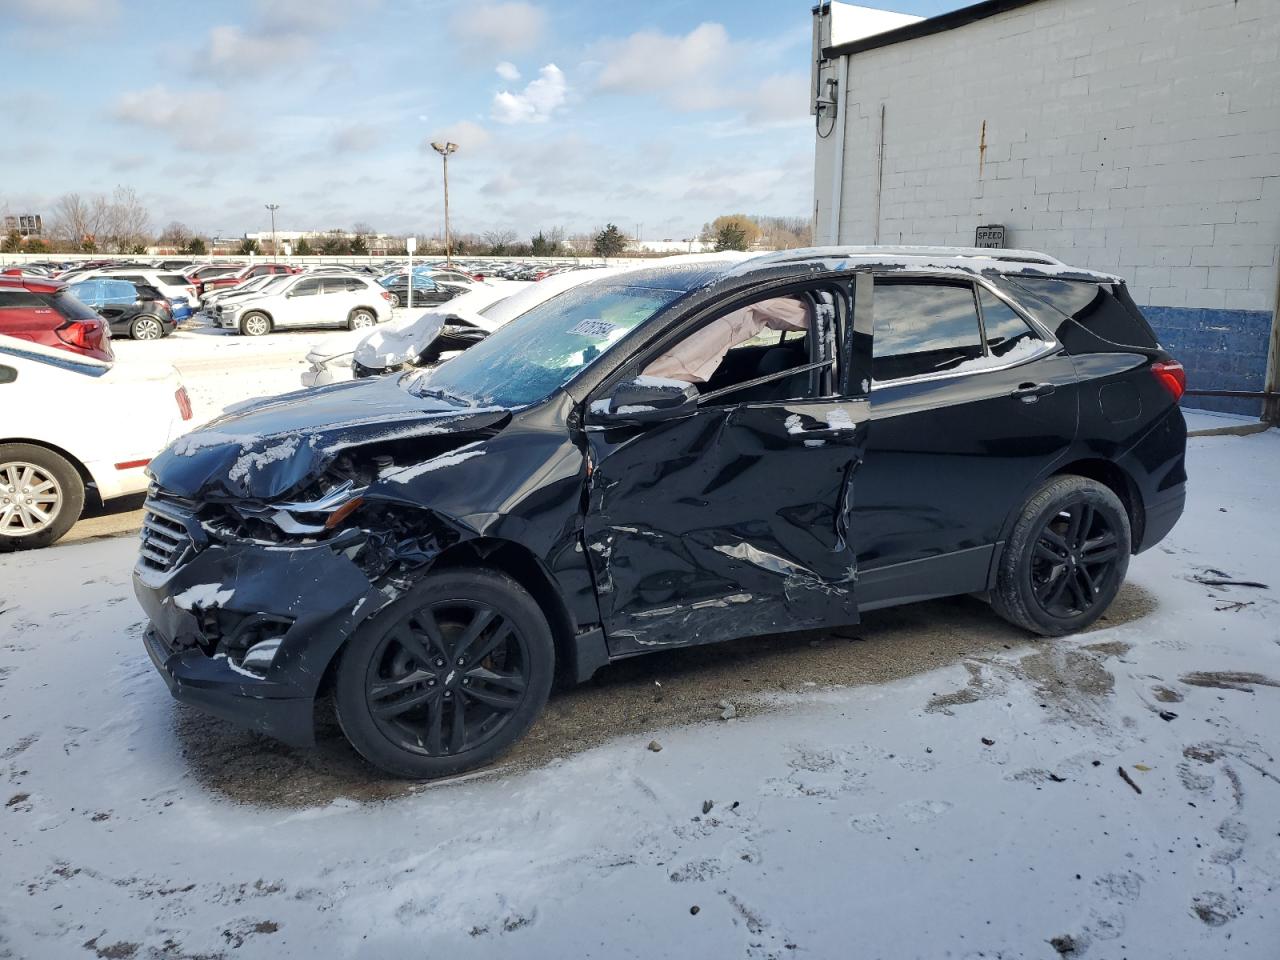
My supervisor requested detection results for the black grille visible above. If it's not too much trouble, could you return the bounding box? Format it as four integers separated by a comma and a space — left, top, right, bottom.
138, 498, 196, 573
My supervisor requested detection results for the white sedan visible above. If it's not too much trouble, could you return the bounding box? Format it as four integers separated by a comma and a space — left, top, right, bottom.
0, 335, 193, 549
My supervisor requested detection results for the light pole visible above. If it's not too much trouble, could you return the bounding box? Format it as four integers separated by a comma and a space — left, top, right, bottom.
430, 141, 458, 267
264, 203, 279, 263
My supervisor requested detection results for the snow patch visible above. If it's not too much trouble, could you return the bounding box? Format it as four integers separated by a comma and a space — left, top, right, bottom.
171, 583, 234, 610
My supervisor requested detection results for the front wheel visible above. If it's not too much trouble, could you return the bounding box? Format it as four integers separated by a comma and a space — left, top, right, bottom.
239, 312, 271, 337
387, 292, 401, 308
334, 568, 555, 779
991, 476, 1131, 636
0, 443, 85, 551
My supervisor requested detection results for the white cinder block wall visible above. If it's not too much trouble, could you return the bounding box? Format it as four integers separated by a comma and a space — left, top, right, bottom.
814, 0, 1280, 413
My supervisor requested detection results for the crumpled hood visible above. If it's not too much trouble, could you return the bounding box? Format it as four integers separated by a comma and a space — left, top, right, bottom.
148, 375, 510, 501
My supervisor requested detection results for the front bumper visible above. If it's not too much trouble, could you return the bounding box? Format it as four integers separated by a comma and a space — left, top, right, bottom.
134, 525, 383, 747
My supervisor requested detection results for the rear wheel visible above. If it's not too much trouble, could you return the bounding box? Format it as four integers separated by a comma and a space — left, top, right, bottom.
240, 312, 271, 337
130, 316, 164, 340
991, 476, 1130, 636
348, 308, 376, 331
334, 568, 555, 779
0, 444, 85, 551
387, 292, 401, 308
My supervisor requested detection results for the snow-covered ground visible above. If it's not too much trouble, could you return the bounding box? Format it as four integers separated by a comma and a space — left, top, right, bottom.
1, 426, 1277, 958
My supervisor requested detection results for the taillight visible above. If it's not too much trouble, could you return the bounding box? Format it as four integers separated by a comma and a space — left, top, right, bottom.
1151, 360, 1186, 401
175, 386, 193, 421
56, 319, 104, 350
187, 286, 197, 299
381, 291, 392, 301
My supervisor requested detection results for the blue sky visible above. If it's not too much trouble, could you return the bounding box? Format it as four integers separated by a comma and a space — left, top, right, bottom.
0, 0, 961, 242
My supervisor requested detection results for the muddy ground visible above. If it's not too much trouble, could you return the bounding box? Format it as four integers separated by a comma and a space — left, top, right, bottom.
171, 581, 1158, 807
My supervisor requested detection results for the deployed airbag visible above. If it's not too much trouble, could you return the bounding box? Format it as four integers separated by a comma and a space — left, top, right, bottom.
642, 296, 810, 384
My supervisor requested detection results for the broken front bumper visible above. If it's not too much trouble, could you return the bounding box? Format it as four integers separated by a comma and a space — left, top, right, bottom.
134, 526, 382, 748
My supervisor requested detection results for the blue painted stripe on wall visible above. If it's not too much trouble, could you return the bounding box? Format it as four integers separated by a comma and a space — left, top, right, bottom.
1139, 305, 1273, 416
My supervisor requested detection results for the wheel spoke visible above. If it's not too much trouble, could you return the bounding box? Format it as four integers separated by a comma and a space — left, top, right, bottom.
462, 686, 521, 711
426, 699, 444, 753
412, 608, 451, 661
1035, 541, 1066, 563
465, 665, 526, 694
368, 668, 433, 703
1078, 565, 1100, 602
390, 628, 435, 669
449, 696, 467, 753
465, 622, 514, 668
1065, 570, 1087, 611
372, 685, 436, 719
452, 608, 497, 663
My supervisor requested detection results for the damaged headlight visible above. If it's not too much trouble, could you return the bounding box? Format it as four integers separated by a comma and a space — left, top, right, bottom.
268, 480, 367, 535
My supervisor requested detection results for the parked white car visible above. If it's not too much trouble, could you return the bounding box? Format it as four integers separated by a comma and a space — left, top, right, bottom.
198, 274, 289, 314
58, 268, 200, 310
213, 274, 393, 336
0, 335, 193, 549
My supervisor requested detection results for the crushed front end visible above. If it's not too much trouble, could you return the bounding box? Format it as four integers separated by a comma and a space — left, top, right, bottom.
133, 377, 514, 746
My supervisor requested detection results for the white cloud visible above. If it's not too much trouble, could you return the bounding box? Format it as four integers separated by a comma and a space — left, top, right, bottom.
492, 64, 567, 124
331, 122, 380, 154
596, 23, 732, 108
423, 120, 492, 152
495, 61, 521, 82
195, 0, 378, 78
112, 85, 234, 152
450, 2, 546, 54
593, 24, 810, 129
3, 0, 117, 23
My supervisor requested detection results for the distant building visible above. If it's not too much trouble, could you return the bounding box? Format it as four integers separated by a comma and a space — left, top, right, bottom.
811, 0, 1280, 414
3, 215, 43, 237
244, 230, 398, 256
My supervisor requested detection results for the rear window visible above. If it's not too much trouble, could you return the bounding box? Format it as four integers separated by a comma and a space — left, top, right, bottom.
0, 290, 47, 309
159, 274, 188, 285
1004, 277, 1158, 350
48, 291, 101, 321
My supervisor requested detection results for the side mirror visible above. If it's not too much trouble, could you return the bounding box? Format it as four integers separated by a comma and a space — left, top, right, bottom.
589, 376, 699, 425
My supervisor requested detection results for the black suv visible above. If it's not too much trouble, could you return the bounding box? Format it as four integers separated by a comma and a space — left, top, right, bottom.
135, 247, 1187, 778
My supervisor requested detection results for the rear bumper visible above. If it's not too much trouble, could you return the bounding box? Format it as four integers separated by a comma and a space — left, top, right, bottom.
1136, 483, 1185, 554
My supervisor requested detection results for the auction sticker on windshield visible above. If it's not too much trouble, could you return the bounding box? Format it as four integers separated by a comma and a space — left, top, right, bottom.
569, 318, 620, 338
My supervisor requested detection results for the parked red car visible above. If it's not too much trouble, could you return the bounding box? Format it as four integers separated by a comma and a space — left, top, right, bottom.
0, 275, 113, 362
199, 263, 298, 296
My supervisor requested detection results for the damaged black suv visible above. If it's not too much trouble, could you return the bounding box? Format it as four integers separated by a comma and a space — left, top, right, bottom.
136, 247, 1187, 778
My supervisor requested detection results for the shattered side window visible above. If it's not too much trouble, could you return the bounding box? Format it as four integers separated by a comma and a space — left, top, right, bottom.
409, 283, 684, 407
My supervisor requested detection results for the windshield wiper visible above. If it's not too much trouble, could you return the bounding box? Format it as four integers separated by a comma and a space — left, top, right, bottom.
417, 386, 472, 406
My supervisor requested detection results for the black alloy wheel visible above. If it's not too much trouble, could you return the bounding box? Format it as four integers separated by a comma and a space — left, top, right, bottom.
991, 475, 1131, 636
335, 568, 554, 778
366, 599, 529, 756
1031, 501, 1123, 618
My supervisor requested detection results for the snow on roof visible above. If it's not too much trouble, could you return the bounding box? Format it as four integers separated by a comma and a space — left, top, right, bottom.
729, 245, 1121, 283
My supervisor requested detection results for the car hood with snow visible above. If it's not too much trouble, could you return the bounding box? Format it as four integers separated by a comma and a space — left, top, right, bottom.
146, 375, 512, 501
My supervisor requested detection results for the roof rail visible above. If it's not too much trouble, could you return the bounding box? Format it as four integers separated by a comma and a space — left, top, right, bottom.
733, 245, 1066, 271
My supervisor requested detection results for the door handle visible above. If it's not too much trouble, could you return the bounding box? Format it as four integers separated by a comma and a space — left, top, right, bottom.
1011, 382, 1055, 402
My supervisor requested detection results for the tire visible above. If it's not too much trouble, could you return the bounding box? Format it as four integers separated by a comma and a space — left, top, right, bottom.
348, 308, 376, 331
334, 567, 555, 779
991, 475, 1131, 636
130, 316, 164, 341
239, 312, 272, 337
387, 292, 401, 308
0, 443, 85, 551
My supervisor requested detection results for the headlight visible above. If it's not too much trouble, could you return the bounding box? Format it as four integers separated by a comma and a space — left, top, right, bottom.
268, 481, 367, 535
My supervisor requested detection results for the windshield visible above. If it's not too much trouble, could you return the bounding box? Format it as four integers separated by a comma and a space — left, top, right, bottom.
408, 282, 684, 407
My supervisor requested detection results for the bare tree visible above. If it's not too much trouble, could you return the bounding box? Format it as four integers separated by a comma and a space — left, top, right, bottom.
49, 193, 102, 248
103, 186, 152, 252
481, 229, 518, 254
158, 221, 192, 249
